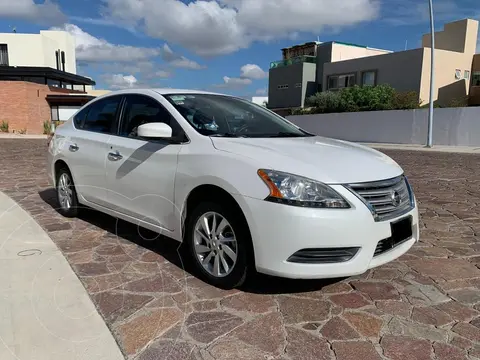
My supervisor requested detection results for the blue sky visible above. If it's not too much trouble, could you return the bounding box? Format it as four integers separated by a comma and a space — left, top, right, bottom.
0, 0, 478, 97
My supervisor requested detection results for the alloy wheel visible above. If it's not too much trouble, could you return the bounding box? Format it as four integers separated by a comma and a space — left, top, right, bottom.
58, 173, 73, 211
193, 211, 238, 278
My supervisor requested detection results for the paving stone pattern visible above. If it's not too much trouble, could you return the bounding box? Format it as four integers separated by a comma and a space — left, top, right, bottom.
1, 139, 480, 359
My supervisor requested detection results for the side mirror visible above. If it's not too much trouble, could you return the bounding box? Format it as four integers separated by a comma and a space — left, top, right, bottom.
137, 123, 172, 139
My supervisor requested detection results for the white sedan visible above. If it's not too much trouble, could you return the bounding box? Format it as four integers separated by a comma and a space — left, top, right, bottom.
47, 89, 419, 289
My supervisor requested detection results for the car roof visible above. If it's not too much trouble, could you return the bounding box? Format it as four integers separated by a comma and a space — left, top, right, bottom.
96, 88, 230, 97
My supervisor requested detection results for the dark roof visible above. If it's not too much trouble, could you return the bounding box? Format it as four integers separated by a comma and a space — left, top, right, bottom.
0, 66, 96, 85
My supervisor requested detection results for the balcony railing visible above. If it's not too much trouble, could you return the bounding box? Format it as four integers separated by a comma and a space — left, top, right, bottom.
270, 55, 316, 69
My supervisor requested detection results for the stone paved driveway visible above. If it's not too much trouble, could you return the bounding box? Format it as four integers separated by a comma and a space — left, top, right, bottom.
2, 139, 480, 360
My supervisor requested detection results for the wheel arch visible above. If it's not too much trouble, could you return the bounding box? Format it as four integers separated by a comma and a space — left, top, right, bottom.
53, 159, 70, 186
181, 184, 255, 263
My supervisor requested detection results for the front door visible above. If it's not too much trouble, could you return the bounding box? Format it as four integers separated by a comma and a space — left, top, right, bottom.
105, 94, 183, 233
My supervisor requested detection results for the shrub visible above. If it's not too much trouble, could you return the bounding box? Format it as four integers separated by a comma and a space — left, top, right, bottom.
448, 96, 469, 108
43, 120, 51, 135
0, 121, 8, 133
303, 85, 420, 114
18, 128, 27, 135
306, 91, 344, 113
393, 91, 421, 110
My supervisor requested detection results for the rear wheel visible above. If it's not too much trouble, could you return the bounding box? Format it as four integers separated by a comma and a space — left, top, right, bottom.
56, 168, 79, 218
185, 201, 251, 289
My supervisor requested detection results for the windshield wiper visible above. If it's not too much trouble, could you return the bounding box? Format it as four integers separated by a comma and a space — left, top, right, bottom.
266, 132, 307, 138
209, 133, 244, 138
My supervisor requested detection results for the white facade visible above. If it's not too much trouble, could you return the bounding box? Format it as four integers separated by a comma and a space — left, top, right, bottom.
251, 96, 268, 106
0, 30, 76, 73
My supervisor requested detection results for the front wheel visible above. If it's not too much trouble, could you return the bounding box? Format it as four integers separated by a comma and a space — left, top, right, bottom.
56, 168, 79, 218
185, 201, 251, 289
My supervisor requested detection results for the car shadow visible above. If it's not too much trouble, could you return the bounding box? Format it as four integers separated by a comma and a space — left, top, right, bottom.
38, 188, 346, 295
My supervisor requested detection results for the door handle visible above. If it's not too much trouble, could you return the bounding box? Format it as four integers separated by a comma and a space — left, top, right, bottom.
108, 151, 123, 161
69, 144, 79, 152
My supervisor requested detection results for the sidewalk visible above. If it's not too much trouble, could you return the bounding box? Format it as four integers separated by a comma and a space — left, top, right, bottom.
0, 192, 124, 360
362, 142, 480, 154
0, 133, 48, 139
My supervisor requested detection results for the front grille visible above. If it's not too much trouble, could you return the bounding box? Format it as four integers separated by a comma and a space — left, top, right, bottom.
287, 247, 360, 264
346, 176, 414, 222
374, 237, 409, 256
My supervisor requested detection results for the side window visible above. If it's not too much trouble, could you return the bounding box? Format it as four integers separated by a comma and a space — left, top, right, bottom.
119, 95, 182, 139
73, 107, 88, 128
83, 96, 122, 134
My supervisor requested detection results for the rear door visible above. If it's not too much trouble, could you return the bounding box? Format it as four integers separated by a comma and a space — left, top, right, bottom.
67, 95, 124, 206
104, 93, 185, 233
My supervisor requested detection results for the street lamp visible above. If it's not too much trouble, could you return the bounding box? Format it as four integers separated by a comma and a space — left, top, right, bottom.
426, 0, 435, 147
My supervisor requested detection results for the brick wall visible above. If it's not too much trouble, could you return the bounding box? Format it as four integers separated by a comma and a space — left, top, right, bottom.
0, 81, 84, 134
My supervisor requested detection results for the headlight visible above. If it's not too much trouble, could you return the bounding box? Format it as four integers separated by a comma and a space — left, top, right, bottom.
257, 169, 350, 208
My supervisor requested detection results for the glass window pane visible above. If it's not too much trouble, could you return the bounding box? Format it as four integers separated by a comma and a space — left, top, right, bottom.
473, 72, 480, 86
83, 96, 121, 134
50, 106, 58, 121
328, 76, 337, 89
362, 71, 375, 86
47, 79, 60, 87
120, 95, 181, 138
165, 94, 308, 138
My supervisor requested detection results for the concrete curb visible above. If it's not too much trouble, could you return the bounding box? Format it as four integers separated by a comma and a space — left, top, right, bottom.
362, 143, 480, 154
0, 134, 48, 139
0, 192, 125, 360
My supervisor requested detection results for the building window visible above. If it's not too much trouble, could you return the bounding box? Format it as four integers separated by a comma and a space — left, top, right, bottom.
362, 70, 376, 86
0, 44, 8, 66
47, 78, 61, 87
277, 84, 289, 90
473, 72, 480, 86
464, 70, 470, 80
327, 73, 356, 90
51, 106, 59, 121
295, 83, 302, 88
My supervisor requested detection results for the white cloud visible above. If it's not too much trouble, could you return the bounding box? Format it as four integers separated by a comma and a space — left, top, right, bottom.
214, 63, 267, 88
0, 0, 66, 25
155, 70, 171, 78
161, 44, 205, 69
214, 76, 252, 88
256, 88, 267, 95
102, 0, 379, 56
240, 64, 267, 80
102, 73, 138, 89
51, 24, 160, 63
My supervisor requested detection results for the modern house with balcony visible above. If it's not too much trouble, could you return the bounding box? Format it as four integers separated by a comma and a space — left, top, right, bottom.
268, 19, 480, 110
268, 41, 391, 109
0, 29, 97, 134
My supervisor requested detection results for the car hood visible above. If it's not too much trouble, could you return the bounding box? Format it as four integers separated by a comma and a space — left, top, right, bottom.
211, 136, 403, 184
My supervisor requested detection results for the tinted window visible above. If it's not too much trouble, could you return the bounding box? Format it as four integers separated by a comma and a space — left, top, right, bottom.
83, 96, 122, 134
73, 107, 88, 128
120, 95, 182, 138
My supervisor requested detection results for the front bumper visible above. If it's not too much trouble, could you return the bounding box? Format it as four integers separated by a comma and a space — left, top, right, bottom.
234, 185, 419, 279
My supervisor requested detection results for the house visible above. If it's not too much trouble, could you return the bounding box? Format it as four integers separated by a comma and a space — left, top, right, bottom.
268, 19, 479, 109
0, 29, 96, 134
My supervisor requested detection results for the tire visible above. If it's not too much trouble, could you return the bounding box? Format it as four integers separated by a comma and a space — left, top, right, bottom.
56, 167, 79, 218
185, 201, 252, 289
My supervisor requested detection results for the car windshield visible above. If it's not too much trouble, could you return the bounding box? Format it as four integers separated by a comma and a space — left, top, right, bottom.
164, 93, 312, 138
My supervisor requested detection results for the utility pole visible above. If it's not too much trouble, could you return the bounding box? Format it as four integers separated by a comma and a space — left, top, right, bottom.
426, 0, 435, 147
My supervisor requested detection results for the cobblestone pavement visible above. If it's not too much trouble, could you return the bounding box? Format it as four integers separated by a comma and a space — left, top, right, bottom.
2, 139, 480, 360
